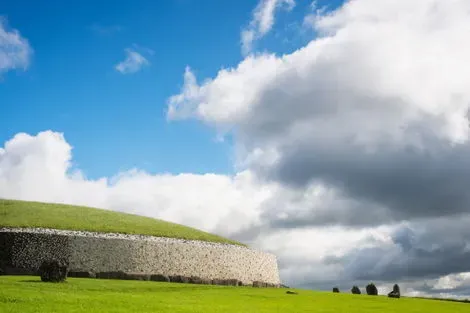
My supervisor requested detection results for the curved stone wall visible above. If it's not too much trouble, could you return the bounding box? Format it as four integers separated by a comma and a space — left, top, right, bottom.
0, 228, 280, 286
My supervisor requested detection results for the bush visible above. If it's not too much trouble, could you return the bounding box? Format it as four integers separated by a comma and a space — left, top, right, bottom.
332, 287, 340, 293
38, 260, 68, 283
366, 283, 378, 296
351, 286, 361, 294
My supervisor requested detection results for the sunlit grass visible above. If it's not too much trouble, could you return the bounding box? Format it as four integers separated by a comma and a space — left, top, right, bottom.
0, 276, 468, 313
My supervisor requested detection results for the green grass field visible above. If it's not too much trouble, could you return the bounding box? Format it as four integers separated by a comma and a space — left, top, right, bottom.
0, 199, 242, 245
0, 276, 468, 313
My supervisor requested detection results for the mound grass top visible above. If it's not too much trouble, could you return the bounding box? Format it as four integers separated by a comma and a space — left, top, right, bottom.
0, 199, 242, 246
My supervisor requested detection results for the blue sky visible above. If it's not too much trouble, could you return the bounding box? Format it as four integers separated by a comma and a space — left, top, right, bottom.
1, 0, 343, 179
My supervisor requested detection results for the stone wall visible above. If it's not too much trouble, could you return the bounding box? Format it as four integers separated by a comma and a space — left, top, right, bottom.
0, 228, 280, 286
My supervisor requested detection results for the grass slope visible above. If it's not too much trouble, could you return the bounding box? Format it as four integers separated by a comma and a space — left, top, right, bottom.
0, 199, 242, 245
1, 276, 469, 313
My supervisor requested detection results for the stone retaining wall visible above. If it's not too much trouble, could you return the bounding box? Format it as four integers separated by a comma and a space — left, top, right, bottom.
0, 228, 280, 286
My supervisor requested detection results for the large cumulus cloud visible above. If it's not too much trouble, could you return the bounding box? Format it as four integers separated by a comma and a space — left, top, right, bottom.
168, 0, 470, 226
166, 0, 470, 297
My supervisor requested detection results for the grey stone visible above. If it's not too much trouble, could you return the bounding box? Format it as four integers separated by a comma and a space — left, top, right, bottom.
169, 275, 190, 283
388, 284, 400, 298
68, 271, 96, 278
150, 274, 170, 282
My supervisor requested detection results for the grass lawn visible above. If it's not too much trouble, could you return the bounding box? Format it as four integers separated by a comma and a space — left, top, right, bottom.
0, 276, 469, 313
0, 199, 242, 245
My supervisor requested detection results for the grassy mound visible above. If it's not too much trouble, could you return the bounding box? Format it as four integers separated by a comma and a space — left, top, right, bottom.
0, 276, 467, 313
0, 199, 242, 245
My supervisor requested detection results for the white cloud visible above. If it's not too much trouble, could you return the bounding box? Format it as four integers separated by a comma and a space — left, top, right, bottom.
115, 48, 149, 74
0, 131, 277, 239
241, 0, 295, 55
0, 18, 32, 76
169, 0, 470, 222
166, 0, 470, 297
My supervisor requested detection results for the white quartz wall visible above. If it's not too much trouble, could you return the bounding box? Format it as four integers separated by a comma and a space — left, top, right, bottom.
0, 228, 280, 285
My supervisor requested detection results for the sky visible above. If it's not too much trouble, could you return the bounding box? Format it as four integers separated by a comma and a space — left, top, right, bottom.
2, 0, 470, 299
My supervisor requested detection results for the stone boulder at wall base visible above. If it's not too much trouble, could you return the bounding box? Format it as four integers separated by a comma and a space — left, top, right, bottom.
150, 274, 170, 282
39, 260, 68, 283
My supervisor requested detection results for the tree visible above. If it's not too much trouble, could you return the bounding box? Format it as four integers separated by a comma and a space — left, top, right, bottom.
366, 283, 378, 295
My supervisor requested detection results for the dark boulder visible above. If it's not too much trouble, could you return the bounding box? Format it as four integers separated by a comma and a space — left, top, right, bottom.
388, 291, 400, 298
333, 287, 340, 293
124, 273, 150, 281
393, 284, 400, 294
388, 284, 400, 298
351, 286, 361, 294
366, 283, 378, 296
286, 291, 298, 295
68, 271, 96, 278
38, 260, 68, 283
151, 274, 170, 282
96, 271, 126, 280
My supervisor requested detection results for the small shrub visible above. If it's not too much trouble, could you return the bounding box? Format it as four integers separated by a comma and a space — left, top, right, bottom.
351, 286, 361, 294
333, 287, 340, 293
38, 260, 68, 283
366, 283, 378, 296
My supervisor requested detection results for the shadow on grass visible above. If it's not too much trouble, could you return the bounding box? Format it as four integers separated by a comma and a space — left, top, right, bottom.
19, 279, 68, 284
